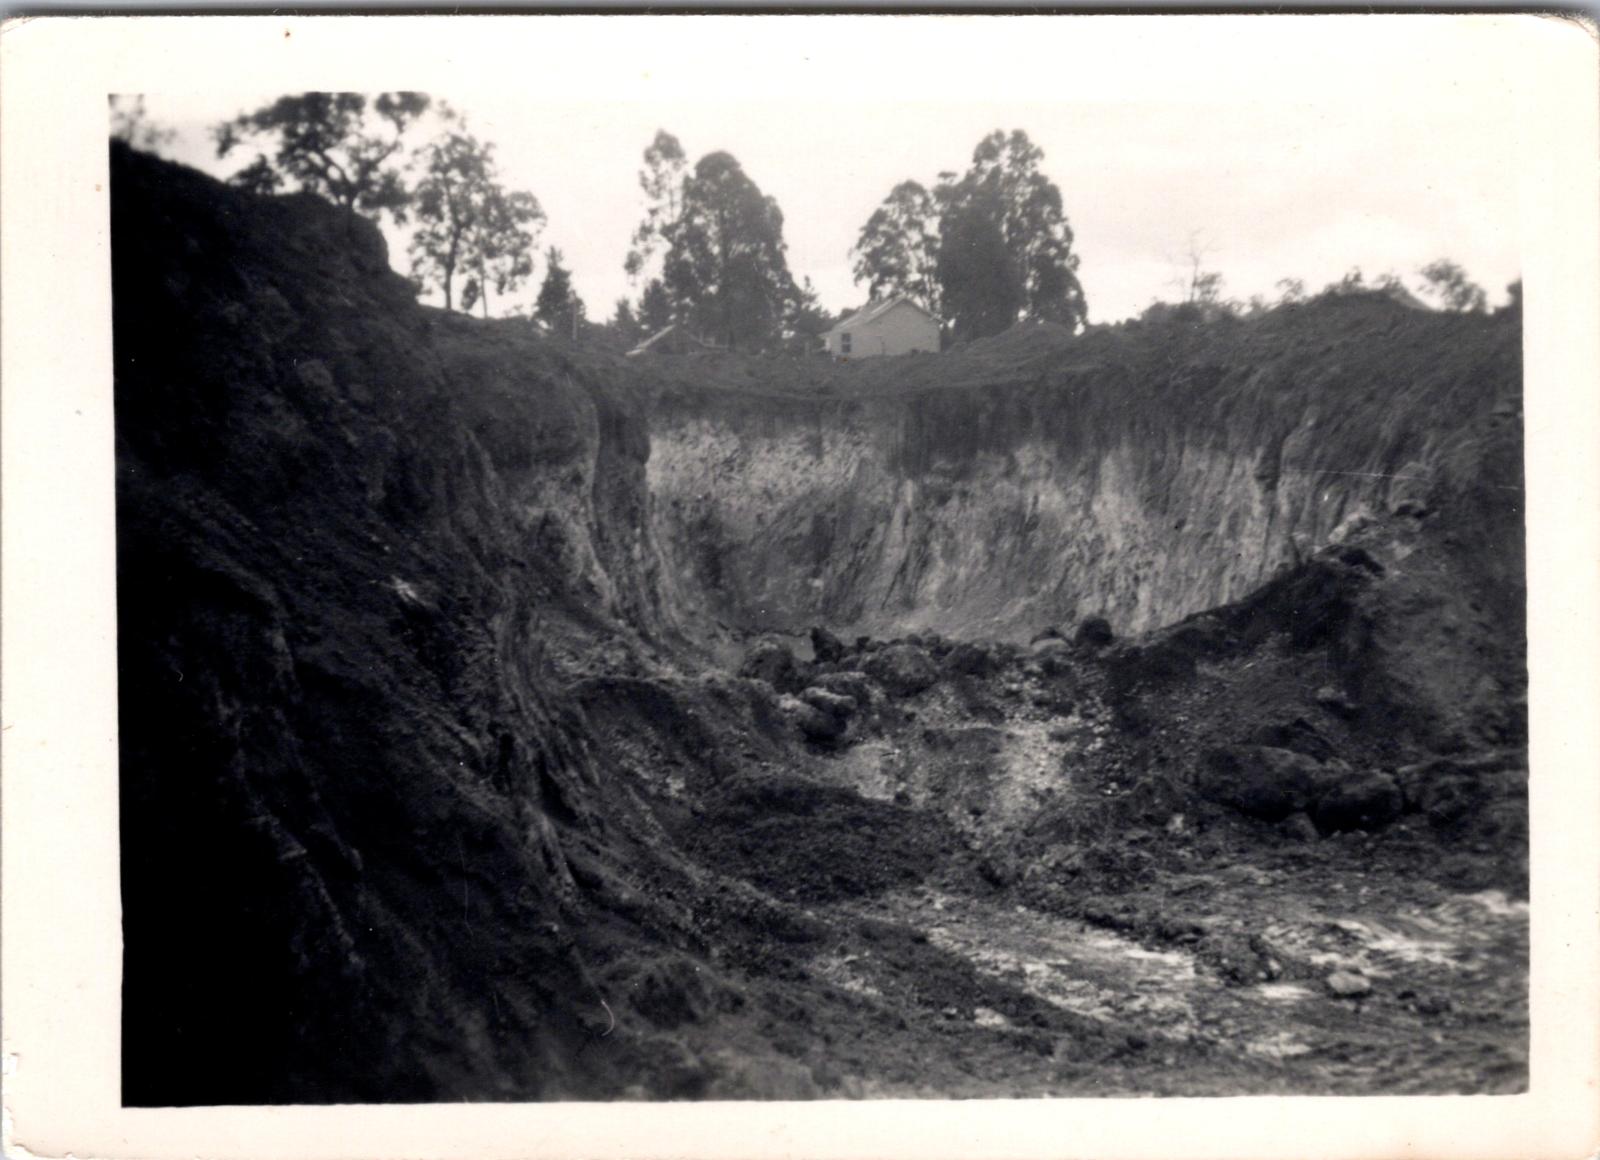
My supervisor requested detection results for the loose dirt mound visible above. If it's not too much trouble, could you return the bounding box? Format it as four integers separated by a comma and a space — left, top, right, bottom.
689, 777, 959, 902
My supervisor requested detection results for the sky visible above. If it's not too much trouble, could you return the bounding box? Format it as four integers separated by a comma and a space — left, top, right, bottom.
134, 15, 1536, 324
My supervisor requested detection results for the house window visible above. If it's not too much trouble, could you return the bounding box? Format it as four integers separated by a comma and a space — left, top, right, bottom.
840, 332, 852, 355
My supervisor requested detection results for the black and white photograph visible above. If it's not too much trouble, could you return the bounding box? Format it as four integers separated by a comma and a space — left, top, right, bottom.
3, 11, 1599, 1158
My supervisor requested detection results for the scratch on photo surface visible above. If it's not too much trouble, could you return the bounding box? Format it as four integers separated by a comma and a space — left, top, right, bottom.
1318, 468, 1522, 491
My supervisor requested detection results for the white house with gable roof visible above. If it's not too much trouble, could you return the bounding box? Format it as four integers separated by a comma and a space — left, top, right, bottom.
824, 296, 941, 359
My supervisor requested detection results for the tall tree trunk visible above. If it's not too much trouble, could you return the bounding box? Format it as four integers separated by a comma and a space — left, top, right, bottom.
445, 227, 462, 314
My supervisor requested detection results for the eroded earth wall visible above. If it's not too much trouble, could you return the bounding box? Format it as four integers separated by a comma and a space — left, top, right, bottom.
645, 309, 1522, 641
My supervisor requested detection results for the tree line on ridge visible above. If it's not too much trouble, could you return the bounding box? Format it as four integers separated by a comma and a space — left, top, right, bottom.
110, 93, 1505, 353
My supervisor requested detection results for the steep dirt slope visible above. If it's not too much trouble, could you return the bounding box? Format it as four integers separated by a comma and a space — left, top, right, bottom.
114, 145, 1525, 1104
113, 145, 717, 1102
645, 302, 1521, 641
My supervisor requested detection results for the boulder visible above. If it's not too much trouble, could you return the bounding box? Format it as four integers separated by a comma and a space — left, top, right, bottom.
799, 686, 857, 722
782, 696, 847, 744
738, 639, 806, 694
1199, 932, 1274, 984
1074, 616, 1115, 648
1196, 745, 1330, 822
1323, 543, 1385, 576
864, 643, 939, 697
809, 670, 872, 707
809, 626, 847, 665
1028, 626, 1065, 647
1409, 772, 1483, 830
1315, 684, 1360, 718
944, 641, 998, 677
1278, 811, 1321, 842
1030, 637, 1075, 676
1328, 507, 1377, 546
1310, 770, 1404, 833
1395, 754, 1521, 832
788, 681, 866, 744
1325, 971, 1372, 999
1413, 993, 1453, 1016
1248, 717, 1336, 762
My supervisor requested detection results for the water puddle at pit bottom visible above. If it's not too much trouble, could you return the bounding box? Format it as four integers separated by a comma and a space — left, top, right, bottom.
1262, 889, 1528, 981
1256, 982, 1315, 1004
1458, 890, 1529, 919
1245, 1030, 1315, 1058
1305, 918, 1460, 974
862, 889, 1210, 1038
826, 885, 1528, 1070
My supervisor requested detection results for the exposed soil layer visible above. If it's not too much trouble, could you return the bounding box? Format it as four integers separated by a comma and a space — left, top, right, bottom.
643, 290, 1522, 642
114, 145, 1525, 1104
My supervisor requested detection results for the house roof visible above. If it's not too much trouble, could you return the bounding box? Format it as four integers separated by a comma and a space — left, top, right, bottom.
825, 295, 938, 337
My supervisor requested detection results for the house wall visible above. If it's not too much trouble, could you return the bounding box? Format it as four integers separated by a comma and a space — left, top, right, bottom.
827, 302, 940, 358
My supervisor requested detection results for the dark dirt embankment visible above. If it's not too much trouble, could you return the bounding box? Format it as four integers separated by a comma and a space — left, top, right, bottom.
116, 144, 1525, 1103
114, 144, 708, 1102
